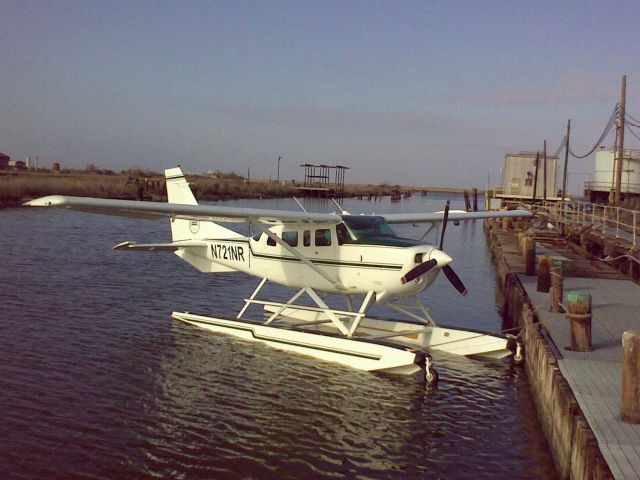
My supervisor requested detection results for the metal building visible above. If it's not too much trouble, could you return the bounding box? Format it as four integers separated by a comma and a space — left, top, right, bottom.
501, 151, 559, 200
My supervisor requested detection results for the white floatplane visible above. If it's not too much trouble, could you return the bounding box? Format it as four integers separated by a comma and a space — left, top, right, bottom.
26, 166, 531, 382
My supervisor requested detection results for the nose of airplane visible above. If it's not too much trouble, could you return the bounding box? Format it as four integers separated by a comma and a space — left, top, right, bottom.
429, 249, 452, 267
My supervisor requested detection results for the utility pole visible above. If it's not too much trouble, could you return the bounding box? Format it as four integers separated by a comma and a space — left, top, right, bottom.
532, 151, 540, 202
277, 156, 281, 184
561, 120, 571, 236
615, 75, 626, 206
561, 120, 570, 202
543, 140, 547, 202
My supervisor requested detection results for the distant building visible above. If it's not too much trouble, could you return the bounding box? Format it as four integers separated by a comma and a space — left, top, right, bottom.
0, 152, 9, 170
501, 151, 560, 200
10, 160, 26, 170
25, 156, 39, 170
52, 162, 61, 172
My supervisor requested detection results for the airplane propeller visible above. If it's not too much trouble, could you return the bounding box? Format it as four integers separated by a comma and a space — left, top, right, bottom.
438, 200, 468, 296
397, 199, 467, 295
401, 258, 437, 285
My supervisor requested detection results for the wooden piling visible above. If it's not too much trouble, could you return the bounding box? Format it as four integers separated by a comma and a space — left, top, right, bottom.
472, 187, 478, 211
523, 236, 536, 276
463, 190, 471, 211
501, 213, 510, 231
485, 220, 615, 479
549, 264, 564, 312
566, 292, 592, 352
537, 256, 551, 292
621, 330, 640, 423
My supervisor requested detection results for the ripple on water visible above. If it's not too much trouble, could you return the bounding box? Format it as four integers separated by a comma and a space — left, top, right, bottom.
0, 200, 558, 479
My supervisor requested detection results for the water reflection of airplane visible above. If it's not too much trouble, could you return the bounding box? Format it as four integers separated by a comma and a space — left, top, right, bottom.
27, 166, 531, 383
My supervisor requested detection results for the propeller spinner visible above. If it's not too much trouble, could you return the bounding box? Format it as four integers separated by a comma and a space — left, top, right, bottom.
399, 200, 468, 295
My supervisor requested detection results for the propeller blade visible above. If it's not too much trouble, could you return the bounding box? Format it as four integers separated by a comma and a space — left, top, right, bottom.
439, 200, 450, 250
443, 265, 468, 296
401, 259, 437, 285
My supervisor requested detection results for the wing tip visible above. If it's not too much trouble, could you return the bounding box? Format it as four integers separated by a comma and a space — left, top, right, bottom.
23, 195, 68, 207
113, 241, 135, 250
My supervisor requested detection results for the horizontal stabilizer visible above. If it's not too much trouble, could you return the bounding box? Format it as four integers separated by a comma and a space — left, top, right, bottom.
113, 240, 209, 251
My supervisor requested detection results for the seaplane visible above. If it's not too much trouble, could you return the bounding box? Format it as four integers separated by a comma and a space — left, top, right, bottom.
26, 166, 531, 383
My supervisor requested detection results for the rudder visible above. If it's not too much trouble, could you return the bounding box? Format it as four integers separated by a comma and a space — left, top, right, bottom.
164, 166, 238, 241
165, 166, 198, 205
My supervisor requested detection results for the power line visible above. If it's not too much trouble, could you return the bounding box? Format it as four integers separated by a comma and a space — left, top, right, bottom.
625, 110, 640, 124
549, 137, 566, 158
626, 123, 640, 143
624, 112, 640, 128
569, 104, 619, 158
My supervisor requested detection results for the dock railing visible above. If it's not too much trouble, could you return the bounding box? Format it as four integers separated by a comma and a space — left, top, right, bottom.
526, 200, 638, 246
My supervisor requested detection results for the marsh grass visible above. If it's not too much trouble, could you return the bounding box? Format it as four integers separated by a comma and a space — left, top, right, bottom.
1, 171, 393, 206
0, 173, 139, 204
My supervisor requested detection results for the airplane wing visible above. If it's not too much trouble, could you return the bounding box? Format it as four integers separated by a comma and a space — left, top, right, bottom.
382, 209, 532, 225
24, 195, 341, 225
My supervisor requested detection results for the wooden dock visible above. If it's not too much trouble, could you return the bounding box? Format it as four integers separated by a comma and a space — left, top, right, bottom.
486, 218, 640, 479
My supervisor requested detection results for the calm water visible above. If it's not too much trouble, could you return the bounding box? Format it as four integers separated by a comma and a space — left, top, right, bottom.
0, 195, 557, 479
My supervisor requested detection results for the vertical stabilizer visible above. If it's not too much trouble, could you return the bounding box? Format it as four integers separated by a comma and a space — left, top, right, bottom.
165, 166, 198, 205
164, 166, 238, 241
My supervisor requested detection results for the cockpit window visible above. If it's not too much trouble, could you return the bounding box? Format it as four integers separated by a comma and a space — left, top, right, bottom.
341, 215, 397, 240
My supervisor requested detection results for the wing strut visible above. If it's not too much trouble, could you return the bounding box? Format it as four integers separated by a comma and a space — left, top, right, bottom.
254, 222, 346, 291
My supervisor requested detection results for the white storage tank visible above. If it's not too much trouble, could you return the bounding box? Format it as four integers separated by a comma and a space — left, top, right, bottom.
590, 148, 640, 196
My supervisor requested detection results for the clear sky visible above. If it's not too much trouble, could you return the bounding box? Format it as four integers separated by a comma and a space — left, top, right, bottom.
2, 0, 639, 191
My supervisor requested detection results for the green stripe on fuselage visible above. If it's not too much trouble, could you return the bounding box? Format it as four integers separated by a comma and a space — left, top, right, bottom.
343, 236, 422, 247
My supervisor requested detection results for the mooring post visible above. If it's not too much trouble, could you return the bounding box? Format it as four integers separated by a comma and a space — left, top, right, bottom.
621, 331, 640, 423
501, 209, 510, 231
549, 260, 565, 312
523, 236, 536, 276
464, 190, 471, 212
566, 292, 592, 352
537, 256, 550, 291
472, 188, 478, 212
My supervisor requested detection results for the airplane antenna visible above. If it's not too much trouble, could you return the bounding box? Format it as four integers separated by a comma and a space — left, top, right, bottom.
331, 197, 349, 214
293, 197, 307, 213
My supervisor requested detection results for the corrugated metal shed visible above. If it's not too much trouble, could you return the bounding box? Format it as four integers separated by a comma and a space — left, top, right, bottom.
502, 151, 559, 199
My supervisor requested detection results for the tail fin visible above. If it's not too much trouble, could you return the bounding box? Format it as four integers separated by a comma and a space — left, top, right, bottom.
165, 166, 198, 205
164, 166, 238, 241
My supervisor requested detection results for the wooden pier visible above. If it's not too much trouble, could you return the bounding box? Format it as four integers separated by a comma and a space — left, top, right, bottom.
486, 217, 640, 479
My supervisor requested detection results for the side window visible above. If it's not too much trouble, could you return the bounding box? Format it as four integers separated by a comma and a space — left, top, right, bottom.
267, 235, 276, 247
303, 230, 311, 247
282, 231, 298, 247
336, 223, 349, 245
315, 228, 331, 247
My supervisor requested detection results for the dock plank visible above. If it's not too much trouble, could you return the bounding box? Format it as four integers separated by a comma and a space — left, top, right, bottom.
519, 272, 640, 480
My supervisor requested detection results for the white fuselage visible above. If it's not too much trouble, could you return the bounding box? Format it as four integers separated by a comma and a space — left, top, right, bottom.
176, 222, 443, 303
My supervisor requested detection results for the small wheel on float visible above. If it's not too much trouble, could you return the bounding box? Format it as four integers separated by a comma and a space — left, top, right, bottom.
424, 354, 439, 386
426, 366, 439, 385
513, 342, 524, 365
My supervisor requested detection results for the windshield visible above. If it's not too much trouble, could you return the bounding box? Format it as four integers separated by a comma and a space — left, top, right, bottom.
341, 215, 397, 240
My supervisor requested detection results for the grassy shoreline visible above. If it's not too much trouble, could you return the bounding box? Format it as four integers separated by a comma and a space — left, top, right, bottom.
0, 170, 394, 207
